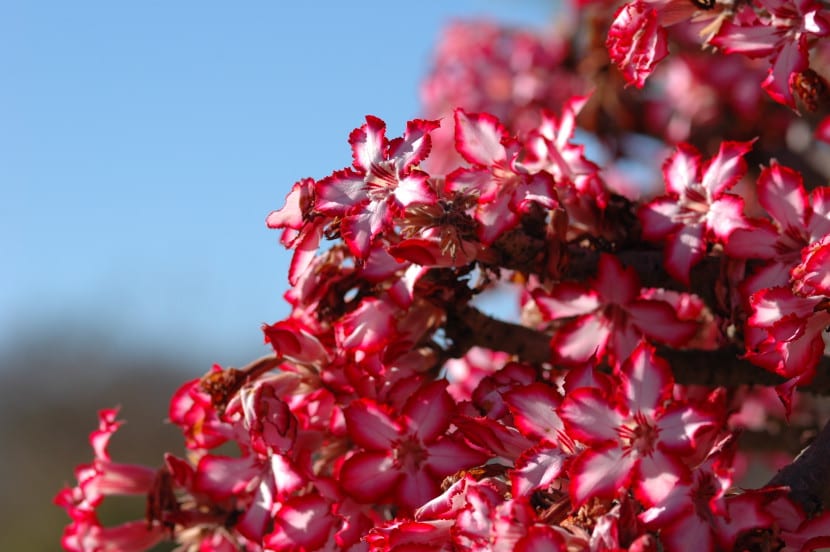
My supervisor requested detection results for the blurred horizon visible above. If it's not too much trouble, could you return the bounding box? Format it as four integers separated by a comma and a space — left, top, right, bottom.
2, 1, 553, 371
1, 4, 554, 548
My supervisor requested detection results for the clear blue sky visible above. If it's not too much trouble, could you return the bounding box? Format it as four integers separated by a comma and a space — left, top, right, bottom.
1, 1, 553, 368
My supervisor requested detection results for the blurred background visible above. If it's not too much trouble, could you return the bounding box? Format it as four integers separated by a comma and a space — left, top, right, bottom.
1, 1, 553, 549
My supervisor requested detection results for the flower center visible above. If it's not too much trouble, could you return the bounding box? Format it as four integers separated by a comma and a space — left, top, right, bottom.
618, 411, 659, 456
365, 161, 398, 201
675, 185, 709, 224
774, 223, 809, 256
392, 438, 429, 471
692, 471, 718, 521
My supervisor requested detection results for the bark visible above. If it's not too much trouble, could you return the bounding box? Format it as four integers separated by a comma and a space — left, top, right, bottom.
768, 417, 830, 515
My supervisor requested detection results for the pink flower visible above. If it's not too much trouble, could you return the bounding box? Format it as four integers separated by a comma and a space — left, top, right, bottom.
523, 95, 608, 229
745, 285, 830, 410
792, 233, 830, 295
168, 370, 234, 450
523, 95, 600, 192
710, 0, 830, 108
339, 381, 489, 512
559, 344, 720, 507
266, 177, 324, 285
532, 254, 698, 366
315, 116, 439, 258
446, 109, 557, 245
725, 161, 830, 294
639, 140, 754, 284
54, 409, 165, 552
606, 1, 669, 88
642, 438, 782, 552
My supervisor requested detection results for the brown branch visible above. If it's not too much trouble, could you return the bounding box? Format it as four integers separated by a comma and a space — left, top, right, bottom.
447, 304, 830, 394
768, 417, 830, 515
445, 305, 552, 365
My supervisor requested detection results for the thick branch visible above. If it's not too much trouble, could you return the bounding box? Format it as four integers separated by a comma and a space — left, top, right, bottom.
768, 417, 830, 514
659, 347, 830, 393
445, 305, 552, 364
448, 304, 830, 393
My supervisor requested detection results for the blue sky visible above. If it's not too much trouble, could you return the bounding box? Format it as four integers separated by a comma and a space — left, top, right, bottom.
2, 2, 553, 368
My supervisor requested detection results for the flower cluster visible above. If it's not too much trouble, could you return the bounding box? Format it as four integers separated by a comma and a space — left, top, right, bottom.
56, 2, 830, 551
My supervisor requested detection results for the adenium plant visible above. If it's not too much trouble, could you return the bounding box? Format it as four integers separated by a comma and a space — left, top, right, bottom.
56, 0, 830, 550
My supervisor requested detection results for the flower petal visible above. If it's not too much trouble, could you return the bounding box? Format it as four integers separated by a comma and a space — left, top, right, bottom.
635, 450, 687, 506
266, 493, 336, 551
403, 381, 453, 443
723, 224, 780, 259
340, 451, 401, 503
700, 140, 753, 197
511, 444, 567, 497
665, 223, 705, 285
425, 436, 490, 476
551, 314, 611, 365
454, 109, 507, 166
606, 1, 668, 88
657, 403, 717, 454
707, 194, 749, 239
344, 399, 400, 451
532, 284, 601, 320
628, 300, 698, 347
761, 35, 808, 108
662, 143, 700, 197
349, 115, 387, 173
757, 162, 809, 232
620, 343, 672, 416
504, 382, 565, 443
560, 388, 624, 445
397, 468, 440, 512
568, 445, 634, 507
639, 197, 682, 241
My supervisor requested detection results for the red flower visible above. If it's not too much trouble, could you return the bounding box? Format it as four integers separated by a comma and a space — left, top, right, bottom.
710, 0, 830, 108
639, 140, 753, 284
745, 285, 830, 410
792, 234, 830, 296
315, 116, 439, 258
446, 109, 557, 245
725, 161, 830, 293
54, 409, 164, 552
606, 1, 669, 88
532, 254, 698, 366
560, 345, 720, 507
340, 381, 489, 512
